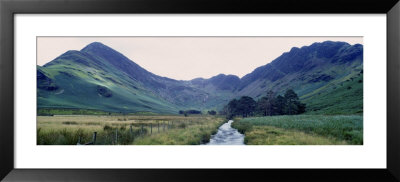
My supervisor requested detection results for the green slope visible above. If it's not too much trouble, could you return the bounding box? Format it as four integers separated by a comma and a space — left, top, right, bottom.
37, 42, 238, 114
301, 69, 363, 115
37, 49, 180, 114
235, 41, 363, 114
37, 41, 363, 115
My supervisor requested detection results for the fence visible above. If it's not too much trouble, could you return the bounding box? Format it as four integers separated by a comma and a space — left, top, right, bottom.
76, 121, 176, 145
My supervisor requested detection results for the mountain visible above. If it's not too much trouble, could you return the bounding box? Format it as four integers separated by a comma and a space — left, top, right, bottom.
237, 41, 362, 96
235, 41, 363, 114
37, 42, 235, 113
191, 74, 240, 91
37, 41, 363, 114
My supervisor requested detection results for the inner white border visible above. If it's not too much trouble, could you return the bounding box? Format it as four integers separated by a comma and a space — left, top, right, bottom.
15, 14, 386, 168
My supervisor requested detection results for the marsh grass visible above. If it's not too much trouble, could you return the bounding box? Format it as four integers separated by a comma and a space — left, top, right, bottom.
37, 115, 225, 145
244, 126, 347, 145
132, 120, 223, 145
62, 121, 79, 125
232, 115, 362, 145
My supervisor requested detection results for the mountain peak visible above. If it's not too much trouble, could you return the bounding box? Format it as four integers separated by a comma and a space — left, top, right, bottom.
81, 42, 111, 52
308, 41, 349, 49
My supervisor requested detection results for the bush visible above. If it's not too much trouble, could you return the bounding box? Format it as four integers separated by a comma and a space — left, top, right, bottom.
232, 121, 253, 134
208, 110, 217, 115
103, 125, 113, 131
62, 121, 78, 125
178, 123, 187, 129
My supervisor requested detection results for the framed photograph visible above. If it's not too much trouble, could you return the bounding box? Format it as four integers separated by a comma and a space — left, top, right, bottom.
1, 0, 399, 181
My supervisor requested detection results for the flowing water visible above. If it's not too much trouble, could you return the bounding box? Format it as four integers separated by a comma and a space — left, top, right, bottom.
205, 120, 245, 145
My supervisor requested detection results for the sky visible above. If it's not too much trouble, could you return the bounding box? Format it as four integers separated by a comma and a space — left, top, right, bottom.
37, 37, 362, 80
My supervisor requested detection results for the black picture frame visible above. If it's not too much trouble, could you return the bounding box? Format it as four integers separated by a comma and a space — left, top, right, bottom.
1, 0, 399, 181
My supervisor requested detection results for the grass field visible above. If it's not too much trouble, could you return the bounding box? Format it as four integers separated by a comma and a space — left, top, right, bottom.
37, 108, 159, 116
37, 115, 226, 145
231, 115, 363, 145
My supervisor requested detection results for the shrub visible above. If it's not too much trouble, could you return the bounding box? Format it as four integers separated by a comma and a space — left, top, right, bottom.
62, 121, 78, 125
103, 125, 113, 131
178, 123, 187, 129
232, 122, 253, 134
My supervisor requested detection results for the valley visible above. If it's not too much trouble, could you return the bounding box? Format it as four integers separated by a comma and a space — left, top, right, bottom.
37, 41, 363, 114
37, 40, 363, 145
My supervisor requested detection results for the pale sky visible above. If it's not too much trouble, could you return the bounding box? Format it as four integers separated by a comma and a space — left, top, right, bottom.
37, 37, 362, 80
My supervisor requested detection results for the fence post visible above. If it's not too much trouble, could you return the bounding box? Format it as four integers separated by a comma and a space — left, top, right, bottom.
92, 132, 97, 145
150, 123, 152, 134
130, 124, 133, 134
115, 129, 118, 144
158, 122, 160, 132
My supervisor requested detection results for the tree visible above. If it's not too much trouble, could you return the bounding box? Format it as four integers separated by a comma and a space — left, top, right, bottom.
227, 99, 239, 118
256, 97, 269, 116
237, 96, 256, 117
179, 110, 203, 117
284, 89, 299, 115
208, 110, 217, 115
264, 91, 276, 116
283, 89, 306, 115
296, 102, 306, 114
274, 95, 286, 115
256, 91, 276, 116
186, 110, 201, 114
219, 105, 228, 115
222, 90, 306, 118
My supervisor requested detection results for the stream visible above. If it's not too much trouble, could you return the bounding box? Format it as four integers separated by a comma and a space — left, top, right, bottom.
205, 120, 245, 145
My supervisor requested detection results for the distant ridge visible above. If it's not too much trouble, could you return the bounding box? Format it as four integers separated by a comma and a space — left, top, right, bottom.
37, 41, 363, 114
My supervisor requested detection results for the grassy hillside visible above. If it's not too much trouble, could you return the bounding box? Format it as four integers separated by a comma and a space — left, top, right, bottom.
38, 41, 363, 115
38, 64, 179, 114
237, 42, 363, 99
37, 42, 238, 114
301, 68, 363, 114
